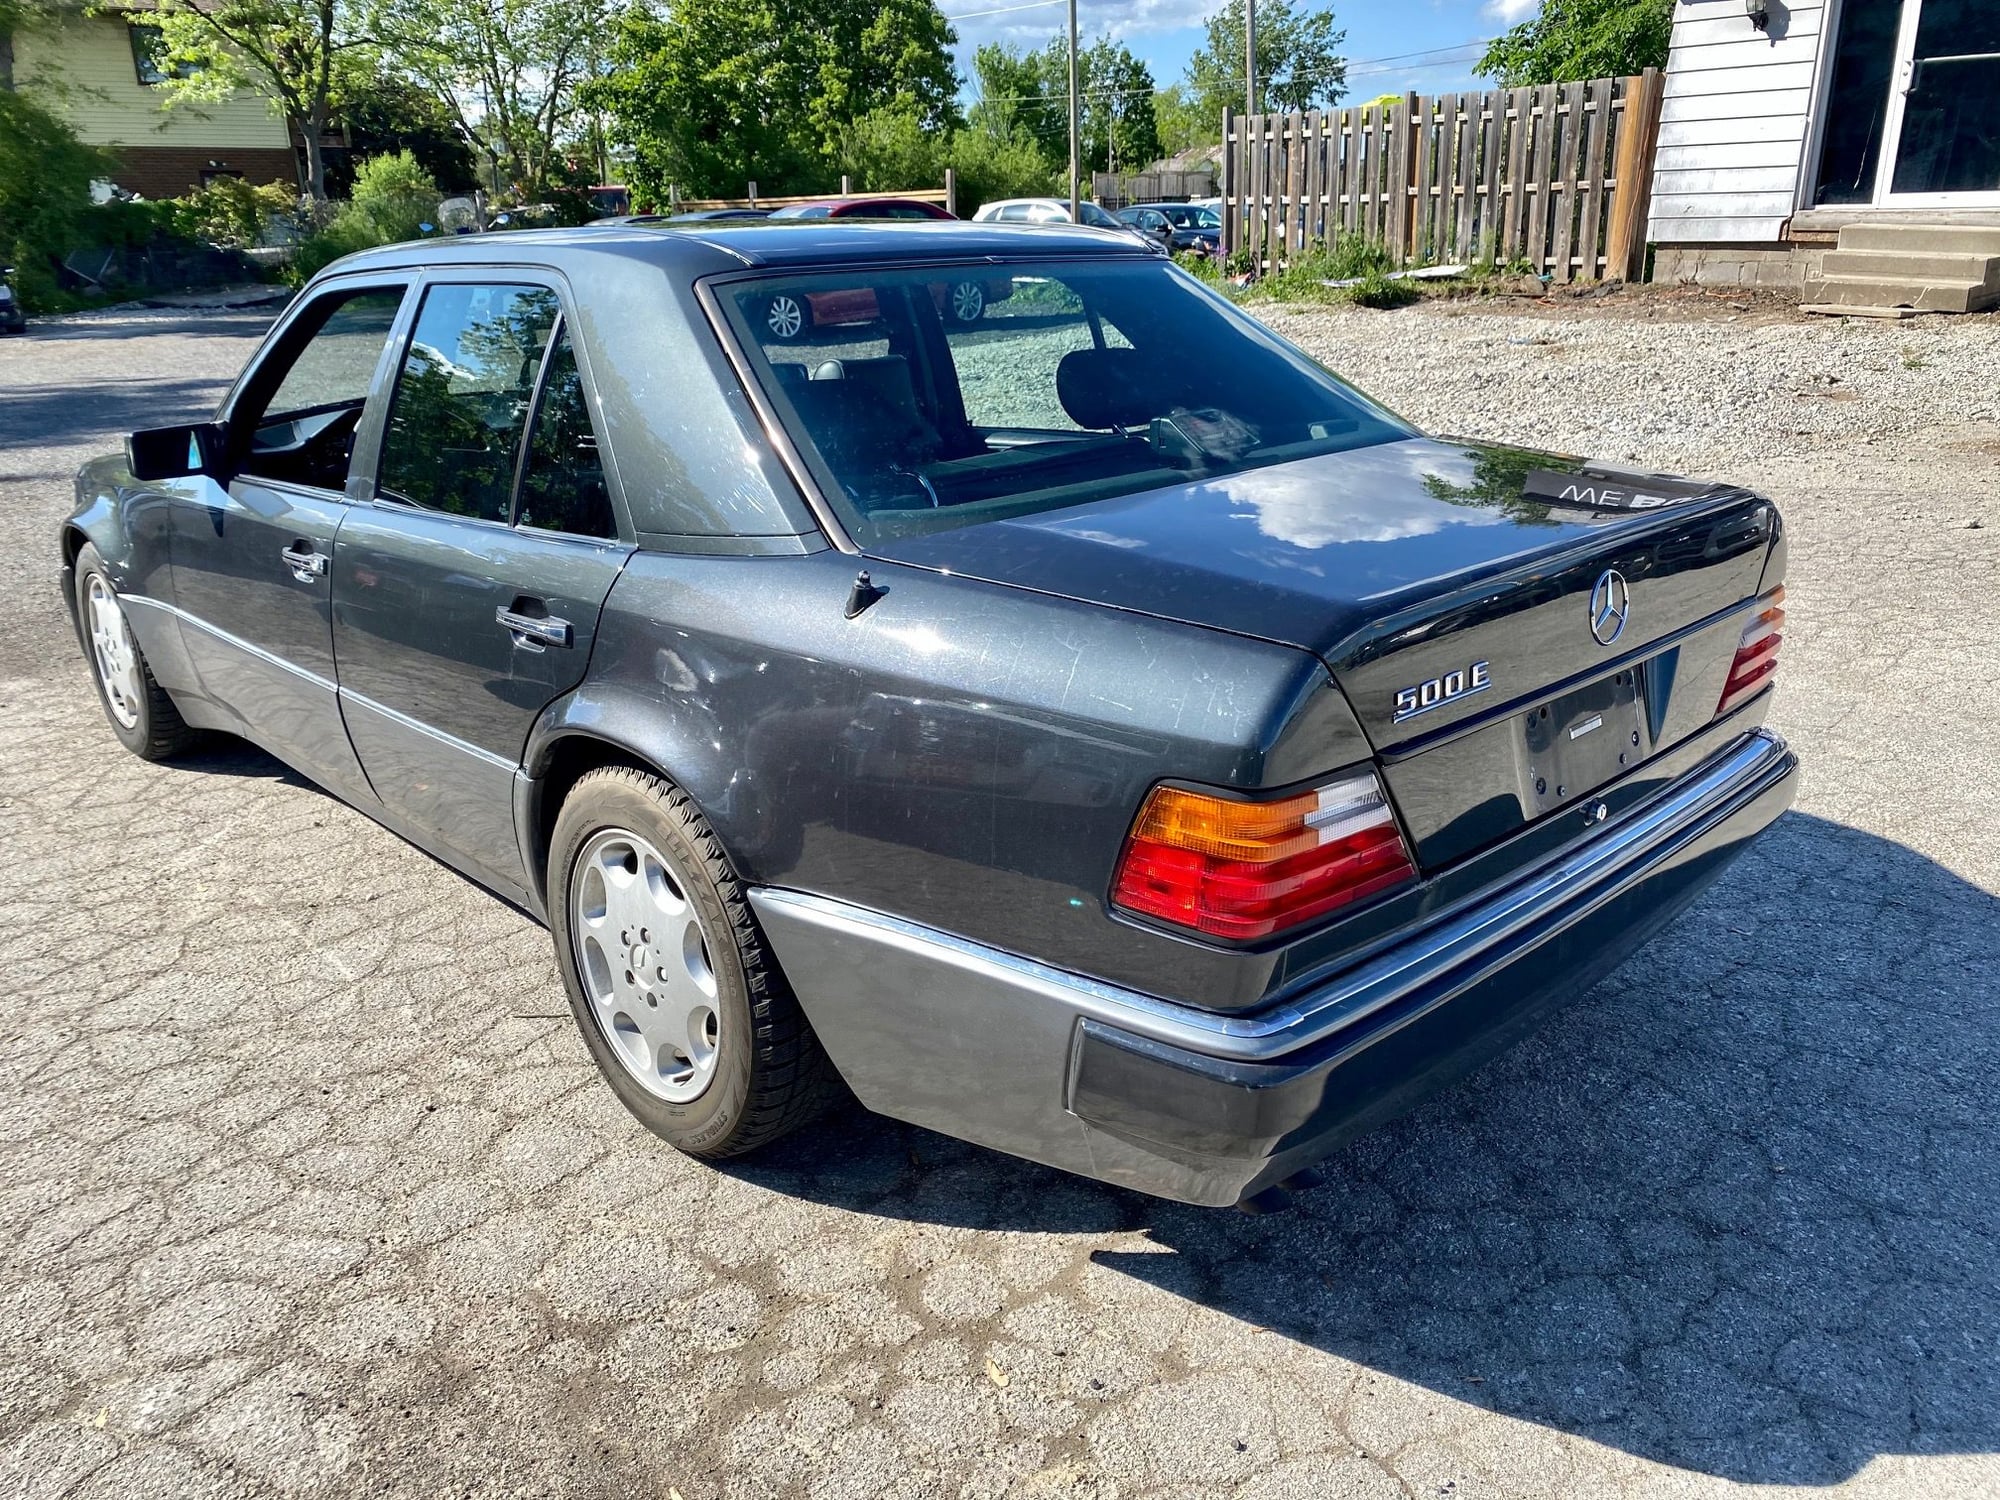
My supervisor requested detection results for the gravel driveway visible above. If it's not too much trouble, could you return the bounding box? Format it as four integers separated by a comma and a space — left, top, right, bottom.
2, 294, 1997, 1500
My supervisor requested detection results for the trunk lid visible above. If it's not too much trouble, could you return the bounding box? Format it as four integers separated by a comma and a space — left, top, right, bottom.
869, 437, 1780, 870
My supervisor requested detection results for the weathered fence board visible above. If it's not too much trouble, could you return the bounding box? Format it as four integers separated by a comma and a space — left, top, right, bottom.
1221, 70, 1664, 282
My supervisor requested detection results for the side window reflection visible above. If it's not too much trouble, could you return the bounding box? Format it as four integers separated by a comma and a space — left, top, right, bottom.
516, 331, 617, 539
377, 284, 558, 523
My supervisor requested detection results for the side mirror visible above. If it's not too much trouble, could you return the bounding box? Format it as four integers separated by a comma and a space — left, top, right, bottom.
127, 421, 225, 481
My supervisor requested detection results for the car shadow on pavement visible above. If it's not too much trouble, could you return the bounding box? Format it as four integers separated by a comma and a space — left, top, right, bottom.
733, 811, 2000, 1486
1, 377, 234, 452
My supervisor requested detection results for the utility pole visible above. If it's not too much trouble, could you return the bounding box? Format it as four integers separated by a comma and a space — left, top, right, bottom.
1067, 0, 1081, 221
1244, 0, 1258, 118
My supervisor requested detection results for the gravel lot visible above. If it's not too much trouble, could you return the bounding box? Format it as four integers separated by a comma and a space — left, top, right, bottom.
2, 292, 1997, 1500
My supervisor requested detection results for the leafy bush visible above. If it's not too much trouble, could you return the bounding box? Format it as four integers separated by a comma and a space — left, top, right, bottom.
1174, 248, 1222, 284
1242, 235, 1412, 306
288, 151, 440, 284
173, 178, 296, 249
346, 150, 440, 242
0, 91, 114, 311
949, 127, 1060, 215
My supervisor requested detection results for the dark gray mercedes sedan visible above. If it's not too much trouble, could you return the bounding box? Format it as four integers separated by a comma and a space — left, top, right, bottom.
61, 223, 1797, 1208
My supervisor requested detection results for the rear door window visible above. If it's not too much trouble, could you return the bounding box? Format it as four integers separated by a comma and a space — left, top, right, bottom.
376, 283, 559, 522
515, 329, 617, 538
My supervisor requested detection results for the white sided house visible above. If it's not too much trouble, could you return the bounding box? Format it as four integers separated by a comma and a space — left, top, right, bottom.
1647, 0, 1999, 312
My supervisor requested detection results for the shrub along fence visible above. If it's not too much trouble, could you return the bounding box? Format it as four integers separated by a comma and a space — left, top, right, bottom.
1221, 69, 1665, 283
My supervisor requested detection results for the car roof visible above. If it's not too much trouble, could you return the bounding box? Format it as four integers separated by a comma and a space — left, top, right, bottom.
325, 220, 1152, 280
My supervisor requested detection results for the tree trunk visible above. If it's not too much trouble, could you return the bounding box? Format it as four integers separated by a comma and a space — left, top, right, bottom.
1, 27, 15, 92
303, 113, 327, 201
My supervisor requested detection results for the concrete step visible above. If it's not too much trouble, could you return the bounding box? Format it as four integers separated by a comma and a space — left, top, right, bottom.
1820, 248, 2000, 284
1798, 274, 1997, 314
1837, 223, 2000, 256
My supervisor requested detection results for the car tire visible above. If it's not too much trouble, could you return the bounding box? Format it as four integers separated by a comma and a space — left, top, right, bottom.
762, 292, 811, 342
73, 543, 198, 761
549, 766, 836, 1158
947, 280, 985, 324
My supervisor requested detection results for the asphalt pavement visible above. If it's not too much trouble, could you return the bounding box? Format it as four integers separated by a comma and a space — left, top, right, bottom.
1, 297, 1996, 1499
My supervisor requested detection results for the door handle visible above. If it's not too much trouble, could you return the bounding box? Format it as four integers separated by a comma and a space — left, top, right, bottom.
497, 604, 572, 649
281, 542, 329, 582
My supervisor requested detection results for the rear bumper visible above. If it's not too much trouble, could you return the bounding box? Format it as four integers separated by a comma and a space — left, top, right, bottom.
752, 728, 1799, 1206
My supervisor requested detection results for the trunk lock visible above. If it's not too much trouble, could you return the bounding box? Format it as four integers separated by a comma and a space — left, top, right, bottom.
1584, 801, 1611, 826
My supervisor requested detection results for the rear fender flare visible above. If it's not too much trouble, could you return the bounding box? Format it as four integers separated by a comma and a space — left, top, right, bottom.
516, 681, 787, 912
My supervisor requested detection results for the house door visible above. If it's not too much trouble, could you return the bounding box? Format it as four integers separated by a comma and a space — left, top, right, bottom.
1878, 0, 2000, 204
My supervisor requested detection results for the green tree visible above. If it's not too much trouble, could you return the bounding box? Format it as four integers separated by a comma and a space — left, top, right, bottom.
365, 0, 617, 200
969, 36, 1157, 177
1152, 82, 1214, 158
947, 126, 1057, 211
0, 88, 112, 307
1474, 0, 1673, 88
136, 0, 374, 200
334, 76, 478, 194
587, 0, 959, 203
1185, 0, 1346, 120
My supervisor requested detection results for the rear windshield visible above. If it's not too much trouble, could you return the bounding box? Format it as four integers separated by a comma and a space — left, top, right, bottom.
718, 259, 1414, 545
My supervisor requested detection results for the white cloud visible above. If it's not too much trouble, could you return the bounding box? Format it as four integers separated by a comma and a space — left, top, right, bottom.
944, 0, 1217, 44
1482, 0, 1540, 21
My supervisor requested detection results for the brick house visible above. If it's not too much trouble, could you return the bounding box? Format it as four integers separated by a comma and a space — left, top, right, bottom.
8, 4, 299, 198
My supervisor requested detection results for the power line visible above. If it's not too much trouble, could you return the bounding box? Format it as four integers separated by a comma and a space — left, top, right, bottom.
941, 0, 1063, 18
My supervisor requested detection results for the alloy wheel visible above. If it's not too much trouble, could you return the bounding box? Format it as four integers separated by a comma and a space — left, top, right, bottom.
86, 574, 142, 730
569, 826, 723, 1103
765, 294, 805, 340
949, 281, 985, 323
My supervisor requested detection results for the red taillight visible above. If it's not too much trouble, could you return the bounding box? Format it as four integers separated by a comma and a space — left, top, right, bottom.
1110, 770, 1417, 941
1717, 586, 1785, 717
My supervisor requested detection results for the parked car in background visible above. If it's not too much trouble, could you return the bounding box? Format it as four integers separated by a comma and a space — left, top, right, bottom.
665, 208, 773, 222
974, 198, 1167, 255
972, 197, 1125, 231
0, 266, 24, 335
592, 209, 773, 226
769, 197, 955, 220
1117, 202, 1222, 256
65, 221, 1797, 1209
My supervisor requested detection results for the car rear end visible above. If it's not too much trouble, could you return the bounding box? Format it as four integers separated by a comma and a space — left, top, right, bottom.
1063, 500, 1796, 1206
703, 238, 1798, 1205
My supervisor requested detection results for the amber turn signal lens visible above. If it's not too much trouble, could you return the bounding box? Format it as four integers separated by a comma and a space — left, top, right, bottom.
1717, 586, 1785, 718
1111, 771, 1417, 941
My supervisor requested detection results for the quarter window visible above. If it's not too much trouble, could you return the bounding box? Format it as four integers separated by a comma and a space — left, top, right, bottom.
516, 330, 617, 538
377, 283, 559, 523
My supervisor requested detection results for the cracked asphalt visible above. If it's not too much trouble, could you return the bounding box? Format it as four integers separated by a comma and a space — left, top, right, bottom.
2, 295, 1997, 1499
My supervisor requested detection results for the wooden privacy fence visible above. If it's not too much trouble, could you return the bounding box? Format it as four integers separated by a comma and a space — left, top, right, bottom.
1222, 70, 1664, 282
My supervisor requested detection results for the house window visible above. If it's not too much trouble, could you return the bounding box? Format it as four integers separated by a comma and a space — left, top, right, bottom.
129, 24, 199, 86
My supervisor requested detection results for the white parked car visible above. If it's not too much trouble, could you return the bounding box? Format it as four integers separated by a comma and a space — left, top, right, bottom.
970, 199, 1163, 252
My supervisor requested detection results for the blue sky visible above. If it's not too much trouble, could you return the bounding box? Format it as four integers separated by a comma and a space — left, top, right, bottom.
944, 0, 1541, 106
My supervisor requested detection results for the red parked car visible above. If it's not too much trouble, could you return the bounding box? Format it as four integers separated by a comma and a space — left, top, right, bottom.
758, 198, 1012, 339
